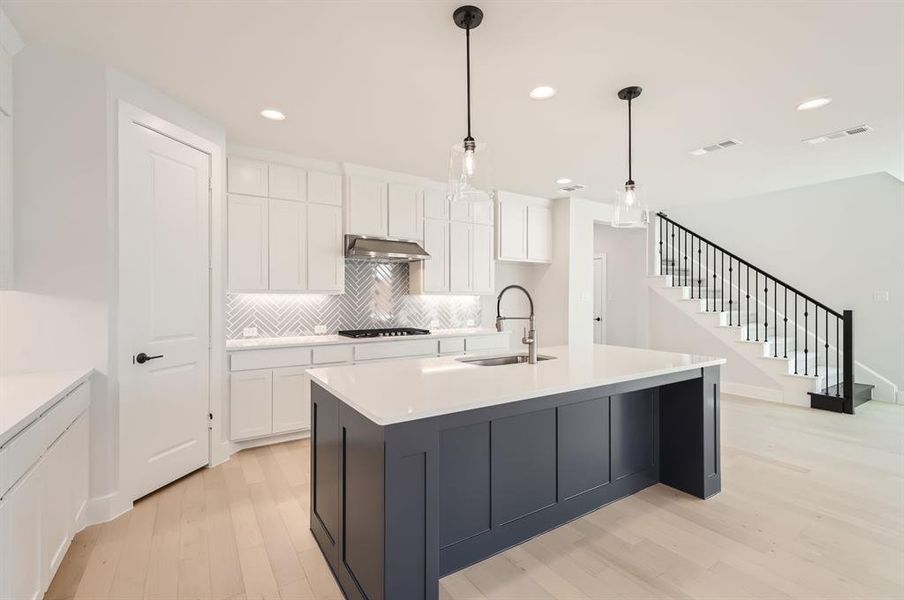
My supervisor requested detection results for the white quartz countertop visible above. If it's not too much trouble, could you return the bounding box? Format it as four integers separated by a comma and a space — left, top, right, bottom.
226, 328, 506, 351
0, 368, 94, 447
307, 344, 726, 426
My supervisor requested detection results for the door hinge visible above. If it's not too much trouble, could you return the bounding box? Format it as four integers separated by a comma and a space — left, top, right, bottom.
208, 412, 213, 430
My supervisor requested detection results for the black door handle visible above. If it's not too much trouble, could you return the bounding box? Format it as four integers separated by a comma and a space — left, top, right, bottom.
594, 317, 601, 322
135, 352, 164, 364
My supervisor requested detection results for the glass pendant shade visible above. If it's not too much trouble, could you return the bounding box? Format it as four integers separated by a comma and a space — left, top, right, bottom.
447, 139, 494, 204
612, 182, 647, 228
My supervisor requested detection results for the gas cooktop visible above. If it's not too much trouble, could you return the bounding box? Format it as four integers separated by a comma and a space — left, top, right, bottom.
337, 327, 431, 339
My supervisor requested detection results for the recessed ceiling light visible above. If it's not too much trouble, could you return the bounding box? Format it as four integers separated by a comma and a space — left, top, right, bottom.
529, 86, 556, 100
555, 177, 572, 185
797, 97, 831, 111
260, 108, 286, 121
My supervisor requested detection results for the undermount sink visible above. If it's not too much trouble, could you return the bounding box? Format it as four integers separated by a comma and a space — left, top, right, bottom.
456, 354, 556, 367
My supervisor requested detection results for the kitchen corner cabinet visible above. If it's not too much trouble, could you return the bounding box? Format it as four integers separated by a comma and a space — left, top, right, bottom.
227, 157, 344, 293
496, 191, 553, 263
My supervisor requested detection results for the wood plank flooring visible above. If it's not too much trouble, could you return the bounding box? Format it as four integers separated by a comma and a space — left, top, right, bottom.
45, 395, 904, 600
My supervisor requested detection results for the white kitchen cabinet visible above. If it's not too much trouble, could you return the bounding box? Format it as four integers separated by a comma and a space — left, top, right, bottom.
268, 164, 306, 201
423, 187, 448, 220
410, 219, 449, 293
308, 170, 343, 206
228, 194, 269, 291
527, 205, 552, 261
42, 432, 72, 583
471, 224, 495, 293
307, 203, 344, 293
347, 176, 388, 236
0, 110, 11, 289
498, 200, 527, 260
269, 198, 307, 291
227, 157, 268, 197
230, 369, 274, 441
1, 464, 42, 600
449, 221, 471, 292
69, 414, 90, 528
449, 198, 471, 222
472, 201, 494, 225
273, 367, 311, 433
497, 191, 553, 264
387, 182, 423, 240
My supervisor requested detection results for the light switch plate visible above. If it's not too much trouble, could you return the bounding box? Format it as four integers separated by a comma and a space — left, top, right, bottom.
314, 325, 327, 334
242, 327, 258, 338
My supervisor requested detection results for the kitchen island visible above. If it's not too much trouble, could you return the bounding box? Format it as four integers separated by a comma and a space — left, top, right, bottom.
307, 344, 725, 600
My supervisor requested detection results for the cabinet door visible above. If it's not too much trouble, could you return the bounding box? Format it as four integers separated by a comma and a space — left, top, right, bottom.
269, 199, 307, 291
273, 367, 311, 433
422, 219, 449, 293
347, 176, 387, 236
449, 198, 470, 222
230, 370, 274, 441
228, 194, 269, 290
268, 164, 306, 201
423, 187, 448, 220
42, 434, 71, 583
227, 157, 268, 197
471, 224, 494, 294
471, 201, 494, 225
498, 199, 527, 260
307, 203, 344, 293
1, 464, 43, 600
387, 182, 422, 240
70, 413, 90, 527
527, 205, 552, 262
308, 170, 342, 206
449, 221, 471, 293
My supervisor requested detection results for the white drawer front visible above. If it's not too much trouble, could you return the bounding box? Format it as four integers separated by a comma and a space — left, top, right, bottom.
354, 339, 438, 362
230, 347, 312, 371
465, 335, 508, 352
312, 345, 355, 365
0, 418, 46, 499
438, 338, 465, 354
44, 383, 90, 447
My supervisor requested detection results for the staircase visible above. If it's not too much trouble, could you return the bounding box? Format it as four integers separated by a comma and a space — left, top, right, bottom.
649, 212, 873, 414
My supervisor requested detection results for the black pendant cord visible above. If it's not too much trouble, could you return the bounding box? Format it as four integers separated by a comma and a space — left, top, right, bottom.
465, 26, 472, 141
627, 96, 633, 184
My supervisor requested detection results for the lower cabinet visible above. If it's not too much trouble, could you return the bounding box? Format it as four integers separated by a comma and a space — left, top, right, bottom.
0, 463, 42, 600
230, 367, 312, 441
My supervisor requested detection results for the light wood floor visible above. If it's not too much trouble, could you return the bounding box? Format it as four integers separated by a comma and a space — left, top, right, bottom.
45, 395, 904, 600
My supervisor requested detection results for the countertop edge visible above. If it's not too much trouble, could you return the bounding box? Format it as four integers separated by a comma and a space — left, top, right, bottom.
0, 368, 95, 448
309, 358, 726, 426
226, 329, 508, 351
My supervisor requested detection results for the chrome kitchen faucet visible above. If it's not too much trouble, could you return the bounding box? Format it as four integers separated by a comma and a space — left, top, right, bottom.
495, 285, 538, 364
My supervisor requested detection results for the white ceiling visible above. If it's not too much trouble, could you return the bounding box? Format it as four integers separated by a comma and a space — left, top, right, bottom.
4, 0, 903, 207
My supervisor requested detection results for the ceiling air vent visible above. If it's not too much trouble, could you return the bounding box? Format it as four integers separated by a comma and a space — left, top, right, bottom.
803, 124, 873, 145
690, 139, 743, 156
559, 183, 586, 193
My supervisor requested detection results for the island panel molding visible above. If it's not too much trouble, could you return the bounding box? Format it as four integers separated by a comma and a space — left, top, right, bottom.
308, 346, 722, 600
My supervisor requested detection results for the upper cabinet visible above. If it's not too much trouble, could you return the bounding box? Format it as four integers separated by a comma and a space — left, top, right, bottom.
227, 157, 344, 293
346, 172, 425, 241
387, 182, 422, 240
347, 176, 388, 237
496, 191, 553, 263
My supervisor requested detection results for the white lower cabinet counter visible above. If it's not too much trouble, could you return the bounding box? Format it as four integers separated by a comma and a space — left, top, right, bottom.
0, 378, 90, 600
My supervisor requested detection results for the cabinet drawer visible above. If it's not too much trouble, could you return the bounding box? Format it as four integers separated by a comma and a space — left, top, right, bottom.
230, 347, 312, 371
312, 345, 354, 365
465, 335, 508, 353
44, 383, 90, 448
439, 337, 465, 354
0, 418, 46, 499
354, 339, 438, 362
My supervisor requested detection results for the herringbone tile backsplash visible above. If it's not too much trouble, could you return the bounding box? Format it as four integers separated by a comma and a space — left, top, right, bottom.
226, 261, 482, 339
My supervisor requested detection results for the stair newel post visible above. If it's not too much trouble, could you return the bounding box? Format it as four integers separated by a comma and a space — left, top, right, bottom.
835, 317, 840, 397
794, 294, 798, 374
763, 275, 767, 343
824, 311, 829, 387
658, 216, 663, 275
843, 310, 854, 414
705, 241, 709, 311
774, 283, 778, 357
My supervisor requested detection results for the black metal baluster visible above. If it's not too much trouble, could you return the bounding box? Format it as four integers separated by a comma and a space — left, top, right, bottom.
835, 317, 840, 396
746, 266, 751, 341
706, 243, 710, 311
720, 250, 724, 312
755, 271, 760, 341
794, 294, 798, 374
825, 310, 829, 390
814, 305, 819, 378
690, 234, 695, 299
763, 277, 768, 343
697, 239, 702, 302
684, 229, 688, 287
774, 283, 778, 357
728, 258, 733, 325
804, 299, 809, 376
670, 223, 675, 279
783, 287, 788, 358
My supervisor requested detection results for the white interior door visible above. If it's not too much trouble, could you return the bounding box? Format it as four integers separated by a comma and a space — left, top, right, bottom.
119, 118, 211, 501
593, 255, 607, 344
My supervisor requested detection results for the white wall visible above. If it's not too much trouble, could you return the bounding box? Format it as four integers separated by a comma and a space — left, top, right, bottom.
593, 223, 648, 347
664, 172, 904, 392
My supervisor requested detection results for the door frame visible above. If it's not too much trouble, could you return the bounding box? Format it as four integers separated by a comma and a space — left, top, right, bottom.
115, 101, 226, 510
593, 254, 607, 344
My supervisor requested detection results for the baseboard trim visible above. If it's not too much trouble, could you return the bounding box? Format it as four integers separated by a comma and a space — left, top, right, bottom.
85, 491, 131, 526
231, 428, 310, 452
722, 382, 783, 403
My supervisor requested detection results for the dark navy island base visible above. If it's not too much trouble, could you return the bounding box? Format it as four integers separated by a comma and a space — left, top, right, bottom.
310, 365, 721, 600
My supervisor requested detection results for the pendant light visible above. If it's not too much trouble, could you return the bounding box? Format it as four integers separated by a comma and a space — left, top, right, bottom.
613, 86, 647, 228
447, 5, 493, 205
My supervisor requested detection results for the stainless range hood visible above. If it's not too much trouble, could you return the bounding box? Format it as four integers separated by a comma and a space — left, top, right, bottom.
345, 234, 430, 262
